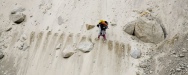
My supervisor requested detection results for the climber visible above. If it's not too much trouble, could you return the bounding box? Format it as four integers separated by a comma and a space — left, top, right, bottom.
97, 20, 108, 40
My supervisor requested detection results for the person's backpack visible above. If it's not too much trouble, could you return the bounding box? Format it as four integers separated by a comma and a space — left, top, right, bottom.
104, 21, 108, 25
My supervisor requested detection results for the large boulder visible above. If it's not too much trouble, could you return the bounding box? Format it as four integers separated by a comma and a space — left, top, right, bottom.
77, 41, 94, 53
124, 18, 165, 44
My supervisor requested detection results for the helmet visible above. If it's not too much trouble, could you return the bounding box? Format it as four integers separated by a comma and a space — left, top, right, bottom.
99, 20, 105, 23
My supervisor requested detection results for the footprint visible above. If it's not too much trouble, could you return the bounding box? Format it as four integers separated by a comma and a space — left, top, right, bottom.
63, 33, 74, 50
31, 32, 44, 60
41, 31, 52, 52
114, 41, 120, 57
108, 40, 113, 51
29, 31, 35, 45
55, 33, 65, 49
75, 33, 81, 43
47, 33, 58, 49
42, 33, 59, 64
120, 43, 125, 57
35, 32, 44, 49
58, 33, 65, 43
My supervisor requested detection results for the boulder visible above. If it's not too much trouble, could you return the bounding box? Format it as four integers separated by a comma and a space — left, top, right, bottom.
134, 19, 164, 44
62, 51, 74, 58
10, 12, 26, 24
56, 43, 61, 50
62, 46, 74, 58
86, 24, 95, 30
130, 47, 141, 59
77, 41, 94, 53
0, 51, 4, 59
124, 18, 165, 44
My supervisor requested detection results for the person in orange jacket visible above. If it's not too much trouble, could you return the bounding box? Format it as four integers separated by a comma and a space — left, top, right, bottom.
97, 20, 108, 40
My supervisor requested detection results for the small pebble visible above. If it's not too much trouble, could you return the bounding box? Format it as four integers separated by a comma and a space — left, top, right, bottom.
176, 68, 181, 72
179, 54, 185, 58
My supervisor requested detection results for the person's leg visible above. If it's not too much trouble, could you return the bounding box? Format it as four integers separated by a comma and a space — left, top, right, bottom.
98, 29, 102, 39
98, 35, 100, 39
102, 30, 106, 40
103, 35, 106, 40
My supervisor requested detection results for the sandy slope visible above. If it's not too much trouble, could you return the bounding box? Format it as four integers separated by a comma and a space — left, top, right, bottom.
0, 0, 188, 75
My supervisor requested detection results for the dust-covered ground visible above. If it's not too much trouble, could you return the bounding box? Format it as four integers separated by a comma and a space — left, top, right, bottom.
0, 0, 188, 75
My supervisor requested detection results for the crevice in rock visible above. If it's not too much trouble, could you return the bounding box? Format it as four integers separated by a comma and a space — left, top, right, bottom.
160, 24, 167, 38
156, 18, 167, 38
132, 26, 135, 36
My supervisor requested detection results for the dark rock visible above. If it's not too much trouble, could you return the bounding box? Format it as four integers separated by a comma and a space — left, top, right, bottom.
0, 51, 4, 59
10, 8, 26, 24
6, 27, 12, 32
10, 12, 26, 24
86, 24, 95, 30
179, 54, 185, 58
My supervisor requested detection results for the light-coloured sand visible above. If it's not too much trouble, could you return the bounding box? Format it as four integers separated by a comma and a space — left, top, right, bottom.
0, 0, 188, 75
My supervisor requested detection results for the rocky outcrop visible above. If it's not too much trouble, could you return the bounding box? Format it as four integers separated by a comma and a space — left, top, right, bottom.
124, 17, 165, 44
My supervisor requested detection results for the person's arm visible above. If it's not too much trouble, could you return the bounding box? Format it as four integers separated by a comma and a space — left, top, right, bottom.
97, 24, 100, 27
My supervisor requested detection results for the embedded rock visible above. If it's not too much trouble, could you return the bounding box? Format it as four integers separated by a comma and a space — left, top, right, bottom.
62, 46, 74, 58
130, 47, 141, 59
77, 41, 94, 53
10, 12, 26, 24
124, 18, 165, 44
86, 24, 95, 30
